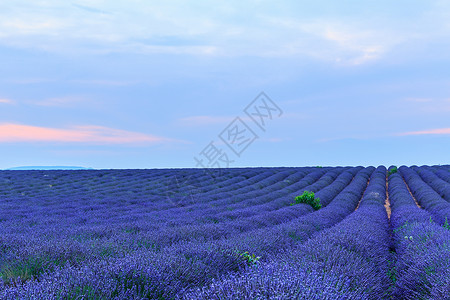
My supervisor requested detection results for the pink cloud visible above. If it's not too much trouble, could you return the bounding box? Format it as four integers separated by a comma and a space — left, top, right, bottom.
399, 128, 450, 136
0, 123, 174, 144
179, 115, 234, 126
0, 98, 14, 104
36, 96, 87, 107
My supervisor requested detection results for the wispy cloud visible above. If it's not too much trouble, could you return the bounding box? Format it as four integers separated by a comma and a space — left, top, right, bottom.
399, 128, 450, 136
4, 78, 56, 84
0, 98, 14, 104
403, 97, 433, 103
70, 79, 140, 86
0, 123, 178, 144
0, 1, 426, 61
72, 3, 110, 15
1, 18, 65, 36
131, 44, 219, 55
178, 115, 258, 128
398, 97, 450, 113
178, 115, 235, 126
292, 20, 395, 65
36, 96, 88, 107
259, 137, 286, 143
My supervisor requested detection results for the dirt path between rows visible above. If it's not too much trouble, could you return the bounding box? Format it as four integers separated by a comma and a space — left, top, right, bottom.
385, 179, 391, 219
354, 177, 370, 211
402, 176, 422, 209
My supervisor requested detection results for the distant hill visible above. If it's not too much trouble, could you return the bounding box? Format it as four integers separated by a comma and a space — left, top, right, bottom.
5, 166, 94, 170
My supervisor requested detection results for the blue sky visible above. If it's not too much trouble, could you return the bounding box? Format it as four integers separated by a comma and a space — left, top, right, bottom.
0, 0, 449, 169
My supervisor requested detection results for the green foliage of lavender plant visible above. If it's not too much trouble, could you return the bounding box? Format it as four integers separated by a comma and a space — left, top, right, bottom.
64, 285, 102, 300
444, 217, 450, 230
239, 251, 261, 267
291, 191, 322, 210
388, 166, 398, 176
0, 256, 50, 286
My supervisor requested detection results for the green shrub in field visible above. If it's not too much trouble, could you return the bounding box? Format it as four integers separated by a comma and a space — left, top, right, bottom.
291, 191, 321, 210
444, 217, 450, 230
388, 166, 398, 176
239, 251, 261, 267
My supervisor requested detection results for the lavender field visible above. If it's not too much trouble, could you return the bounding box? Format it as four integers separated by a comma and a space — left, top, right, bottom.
0, 166, 449, 299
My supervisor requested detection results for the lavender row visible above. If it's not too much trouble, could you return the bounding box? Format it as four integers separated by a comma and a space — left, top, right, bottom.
399, 166, 450, 224
413, 166, 450, 202
388, 173, 450, 299
431, 166, 450, 184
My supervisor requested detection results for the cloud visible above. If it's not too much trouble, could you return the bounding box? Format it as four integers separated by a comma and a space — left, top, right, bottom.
5, 78, 56, 84
131, 44, 219, 55
403, 97, 433, 103
0, 123, 178, 144
0, 1, 393, 60
1, 18, 65, 35
0, 1, 221, 54
0, 98, 14, 104
399, 128, 450, 136
0, 0, 448, 64
178, 115, 258, 127
259, 137, 286, 143
70, 79, 140, 86
178, 115, 235, 126
295, 20, 393, 65
397, 97, 450, 113
72, 3, 110, 15
36, 96, 88, 107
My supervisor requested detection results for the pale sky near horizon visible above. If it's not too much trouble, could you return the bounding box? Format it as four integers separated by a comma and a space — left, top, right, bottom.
0, 0, 449, 169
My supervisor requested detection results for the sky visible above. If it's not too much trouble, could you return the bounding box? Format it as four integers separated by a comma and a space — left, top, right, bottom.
0, 0, 449, 169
